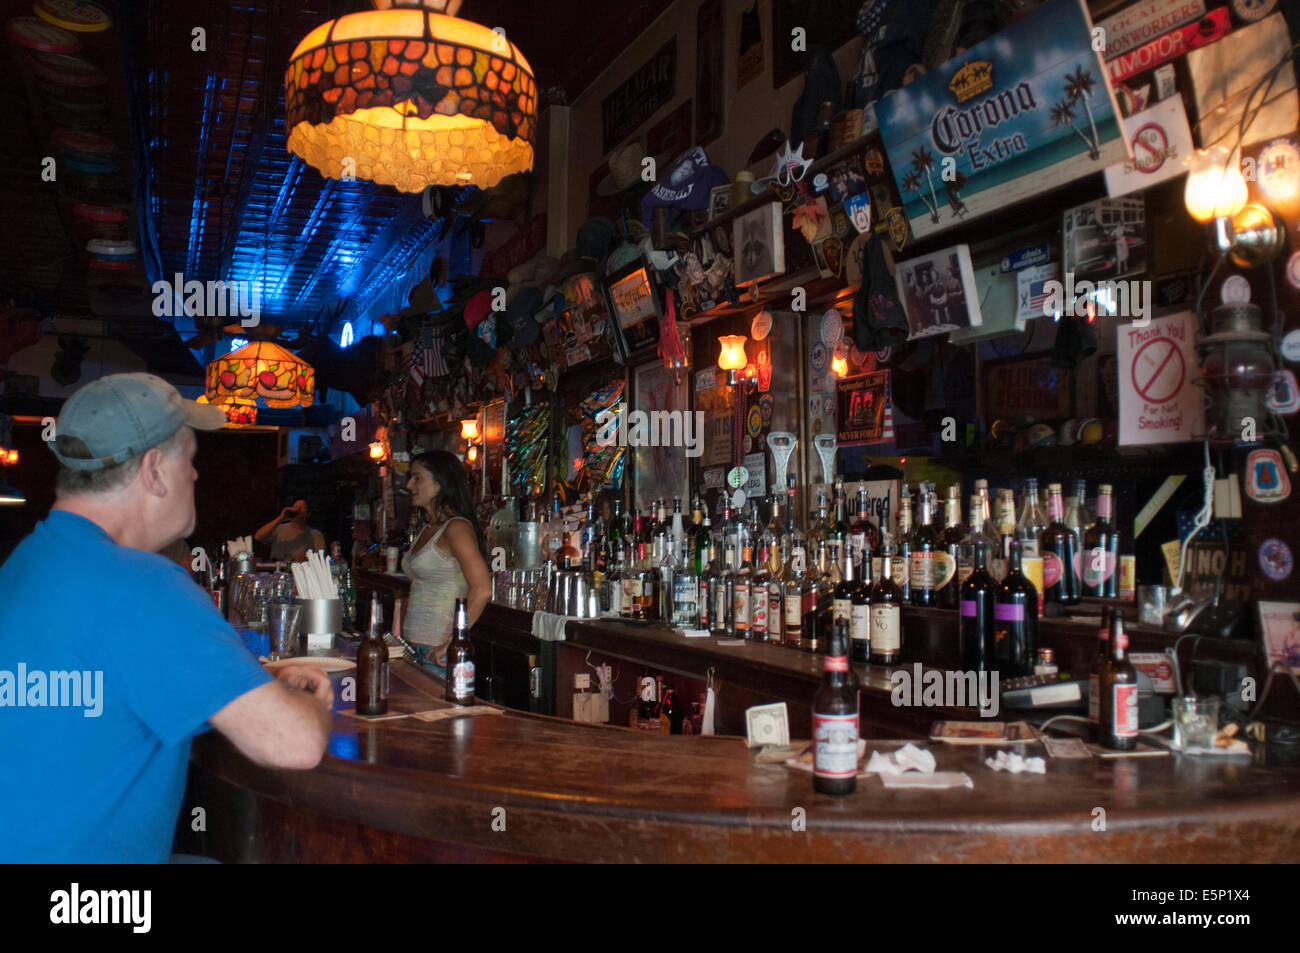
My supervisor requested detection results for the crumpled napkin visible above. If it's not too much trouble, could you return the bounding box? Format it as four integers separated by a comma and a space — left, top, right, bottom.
985, 750, 1046, 774
867, 743, 973, 789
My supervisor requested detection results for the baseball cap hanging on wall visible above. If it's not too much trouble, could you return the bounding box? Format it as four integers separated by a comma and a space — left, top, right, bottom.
639, 147, 729, 226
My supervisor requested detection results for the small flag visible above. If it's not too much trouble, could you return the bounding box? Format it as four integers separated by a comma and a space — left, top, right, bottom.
425, 328, 448, 378
882, 374, 895, 442
409, 332, 426, 386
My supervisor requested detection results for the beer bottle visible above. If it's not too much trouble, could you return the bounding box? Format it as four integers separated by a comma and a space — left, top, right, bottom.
1099, 611, 1139, 751
357, 592, 389, 715
813, 620, 860, 795
1089, 605, 1113, 737
446, 598, 476, 706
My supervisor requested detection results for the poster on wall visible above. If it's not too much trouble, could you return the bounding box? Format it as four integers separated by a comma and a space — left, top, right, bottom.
602, 38, 677, 153
836, 371, 889, 444
695, 366, 732, 467
736, 2, 763, 89
1117, 310, 1204, 446
1063, 196, 1147, 282
874, 0, 1127, 242
695, 0, 724, 144
984, 354, 1072, 420
633, 362, 690, 509
894, 244, 983, 339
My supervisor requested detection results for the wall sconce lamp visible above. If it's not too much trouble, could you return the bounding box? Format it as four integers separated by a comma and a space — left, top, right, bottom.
1184, 146, 1284, 268
717, 334, 748, 386
369, 441, 386, 461
830, 343, 849, 378
460, 417, 479, 442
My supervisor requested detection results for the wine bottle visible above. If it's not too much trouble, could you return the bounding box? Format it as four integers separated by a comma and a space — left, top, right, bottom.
993, 541, 1039, 677
908, 489, 938, 607
869, 550, 903, 666
1040, 482, 1081, 606
1015, 477, 1045, 559
936, 485, 965, 608
959, 539, 997, 673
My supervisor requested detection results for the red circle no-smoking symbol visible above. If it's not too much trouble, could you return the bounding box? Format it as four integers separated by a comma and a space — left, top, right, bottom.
1132, 337, 1184, 404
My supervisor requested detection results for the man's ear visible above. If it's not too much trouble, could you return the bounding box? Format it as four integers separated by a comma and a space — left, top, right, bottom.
137, 446, 169, 497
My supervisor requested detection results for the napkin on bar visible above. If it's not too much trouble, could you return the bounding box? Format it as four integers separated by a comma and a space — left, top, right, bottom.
530, 610, 571, 642
867, 743, 973, 789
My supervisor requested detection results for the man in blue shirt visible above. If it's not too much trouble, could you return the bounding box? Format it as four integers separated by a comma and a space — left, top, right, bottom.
0, 373, 333, 862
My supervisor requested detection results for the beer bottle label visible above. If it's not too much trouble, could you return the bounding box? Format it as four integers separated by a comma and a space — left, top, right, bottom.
870, 605, 900, 652
813, 712, 860, 779
850, 603, 871, 645
452, 661, 475, 698
1112, 683, 1138, 737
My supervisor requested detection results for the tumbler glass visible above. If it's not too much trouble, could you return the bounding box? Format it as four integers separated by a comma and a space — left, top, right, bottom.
267, 601, 303, 661
1172, 696, 1221, 751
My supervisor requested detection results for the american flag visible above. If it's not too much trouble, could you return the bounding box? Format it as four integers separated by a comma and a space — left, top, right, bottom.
882, 375, 895, 442
1021, 274, 1054, 317
409, 328, 447, 384
410, 331, 429, 386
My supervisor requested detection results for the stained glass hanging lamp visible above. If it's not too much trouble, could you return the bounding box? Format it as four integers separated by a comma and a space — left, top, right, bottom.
285, 0, 536, 192
206, 340, 315, 411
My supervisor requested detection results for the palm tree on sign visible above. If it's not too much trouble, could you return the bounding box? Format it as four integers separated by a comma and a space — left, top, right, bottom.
1051, 99, 1095, 157
902, 170, 938, 221
1063, 65, 1100, 159
910, 146, 941, 222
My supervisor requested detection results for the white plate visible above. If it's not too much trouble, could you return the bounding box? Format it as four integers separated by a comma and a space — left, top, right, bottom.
263, 656, 355, 673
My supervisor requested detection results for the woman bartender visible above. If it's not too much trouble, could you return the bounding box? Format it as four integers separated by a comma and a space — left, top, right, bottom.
403, 451, 491, 674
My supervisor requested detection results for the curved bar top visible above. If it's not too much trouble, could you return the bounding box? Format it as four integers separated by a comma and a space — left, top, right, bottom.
188, 659, 1300, 863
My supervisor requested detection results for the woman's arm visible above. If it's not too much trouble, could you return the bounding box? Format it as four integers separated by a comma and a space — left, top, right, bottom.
441, 519, 491, 628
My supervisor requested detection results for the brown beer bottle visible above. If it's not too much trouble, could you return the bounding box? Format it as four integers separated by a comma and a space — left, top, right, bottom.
813, 621, 860, 795
357, 592, 389, 715
1088, 605, 1113, 739
446, 598, 476, 706
1099, 612, 1139, 751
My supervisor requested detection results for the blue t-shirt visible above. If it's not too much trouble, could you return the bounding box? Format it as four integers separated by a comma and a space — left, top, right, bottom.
0, 511, 272, 862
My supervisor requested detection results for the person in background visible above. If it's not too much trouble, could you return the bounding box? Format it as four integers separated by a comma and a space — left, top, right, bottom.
254, 498, 325, 562
0, 373, 332, 863
403, 450, 491, 675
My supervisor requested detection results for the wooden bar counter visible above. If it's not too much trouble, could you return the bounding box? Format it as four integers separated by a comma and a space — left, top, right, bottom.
185, 653, 1300, 863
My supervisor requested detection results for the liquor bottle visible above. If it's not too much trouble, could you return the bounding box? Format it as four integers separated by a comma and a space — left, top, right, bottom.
869, 549, 903, 666
839, 543, 872, 663
657, 514, 680, 622
964, 493, 998, 579
848, 484, 882, 577
357, 592, 389, 715
1015, 478, 1045, 559
608, 498, 626, 550
620, 540, 641, 619
1099, 612, 1138, 751
606, 544, 625, 617
781, 537, 805, 649
329, 540, 355, 625
637, 539, 660, 621
959, 539, 997, 672
670, 497, 686, 565
559, 507, 582, 569
719, 519, 738, 635
1089, 605, 1113, 736
993, 541, 1039, 677
810, 539, 833, 654
702, 540, 723, 633
752, 530, 771, 642
1040, 482, 1081, 606
813, 620, 860, 796
578, 498, 598, 571
693, 503, 712, 574
670, 553, 701, 629
734, 532, 753, 639
518, 498, 542, 568
446, 598, 476, 705
783, 476, 807, 576
1065, 478, 1090, 549
894, 491, 912, 600
990, 487, 1017, 581
909, 489, 938, 606
767, 541, 786, 647
936, 485, 966, 608
830, 478, 850, 569
544, 495, 566, 564
763, 493, 782, 571
1082, 484, 1119, 597
832, 541, 856, 642
809, 490, 831, 554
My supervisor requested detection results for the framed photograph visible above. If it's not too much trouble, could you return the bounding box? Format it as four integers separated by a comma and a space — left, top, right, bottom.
1258, 601, 1300, 671
708, 183, 732, 220
733, 201, 786, 286
1062, 195, 1147, 283
601, 258, 663, 361
632, 361, 691, 510
893, 243, 983, 339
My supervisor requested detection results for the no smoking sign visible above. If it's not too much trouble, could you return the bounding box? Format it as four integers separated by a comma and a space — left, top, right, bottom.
1131, 337, 1184, 404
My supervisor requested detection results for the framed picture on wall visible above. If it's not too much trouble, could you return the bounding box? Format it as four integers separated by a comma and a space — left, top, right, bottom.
1258, 601, 1300, 672
709, 183, 732, 220
733, 201, 786, 286
631, 360, 691, 511
602, 258, 663, 362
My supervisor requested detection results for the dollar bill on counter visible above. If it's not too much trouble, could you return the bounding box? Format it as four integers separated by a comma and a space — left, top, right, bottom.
745, 702, 790, 748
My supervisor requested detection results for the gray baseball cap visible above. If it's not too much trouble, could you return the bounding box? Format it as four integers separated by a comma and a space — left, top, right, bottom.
50, 372, 227, 470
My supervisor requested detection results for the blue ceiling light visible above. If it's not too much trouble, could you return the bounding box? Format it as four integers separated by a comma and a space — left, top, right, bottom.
340, 322, 354, 348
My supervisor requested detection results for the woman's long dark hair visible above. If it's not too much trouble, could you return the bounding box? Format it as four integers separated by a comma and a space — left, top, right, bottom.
410, 450, 487, 559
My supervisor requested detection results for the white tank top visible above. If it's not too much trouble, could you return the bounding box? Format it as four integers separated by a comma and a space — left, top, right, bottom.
401, 517, 469, 647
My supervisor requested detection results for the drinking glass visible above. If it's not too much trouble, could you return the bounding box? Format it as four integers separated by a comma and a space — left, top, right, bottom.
267, 601, 303, 661
1172, 696, 1220, 751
